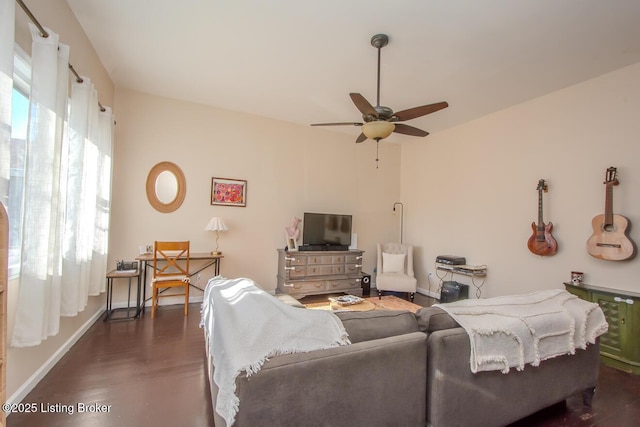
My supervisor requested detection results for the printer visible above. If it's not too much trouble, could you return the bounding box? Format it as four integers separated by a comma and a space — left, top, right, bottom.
435, 255, 466, 265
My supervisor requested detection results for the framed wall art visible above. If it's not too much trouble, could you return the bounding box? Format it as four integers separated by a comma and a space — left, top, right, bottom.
211, 177, 247, 207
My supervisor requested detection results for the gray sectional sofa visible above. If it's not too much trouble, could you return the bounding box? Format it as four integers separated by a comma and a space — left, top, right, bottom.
419, 307, 600, 427
206, 306, 600, 427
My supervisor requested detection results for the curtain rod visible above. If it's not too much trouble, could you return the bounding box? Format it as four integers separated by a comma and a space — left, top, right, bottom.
16, 0, 106, 112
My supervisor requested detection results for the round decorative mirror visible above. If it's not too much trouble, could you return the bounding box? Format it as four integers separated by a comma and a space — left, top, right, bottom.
146, 161, 186, 213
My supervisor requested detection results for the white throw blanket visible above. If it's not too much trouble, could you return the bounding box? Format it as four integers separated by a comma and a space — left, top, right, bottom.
201, 277, 350, 427
434, 289, 608, 374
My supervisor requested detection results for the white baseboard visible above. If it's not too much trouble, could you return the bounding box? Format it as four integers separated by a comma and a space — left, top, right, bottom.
6, 307, 105, 411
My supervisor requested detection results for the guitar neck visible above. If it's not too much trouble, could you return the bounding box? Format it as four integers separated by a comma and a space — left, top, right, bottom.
603, 166, 618, 229
604, 184, 614, 227
537, 189, 544, 229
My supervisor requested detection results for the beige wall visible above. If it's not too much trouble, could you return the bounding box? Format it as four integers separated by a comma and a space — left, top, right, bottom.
110, 88, 401, 295
402, 62, 640, 298
8, 0, 115, 402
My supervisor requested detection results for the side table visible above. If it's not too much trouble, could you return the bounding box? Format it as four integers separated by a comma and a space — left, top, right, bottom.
105, 268, 142, 321
565, 282, 640, 374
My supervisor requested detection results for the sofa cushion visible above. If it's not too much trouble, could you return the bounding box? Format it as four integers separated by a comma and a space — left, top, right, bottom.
336, 310, 419, 343
415, 307, 460, 332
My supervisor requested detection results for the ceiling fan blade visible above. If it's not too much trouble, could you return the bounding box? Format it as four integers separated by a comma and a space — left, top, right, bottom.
393, 123, 429, 137
394, 102, 449, 122
355, 133, 367, 143
310, 122, 363, 127
349, 93, 378, 118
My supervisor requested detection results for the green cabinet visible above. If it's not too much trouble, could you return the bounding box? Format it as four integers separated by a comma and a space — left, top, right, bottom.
565, 282, 640, 374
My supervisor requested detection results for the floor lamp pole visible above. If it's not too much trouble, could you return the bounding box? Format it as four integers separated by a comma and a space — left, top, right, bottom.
393, 202, 404, 244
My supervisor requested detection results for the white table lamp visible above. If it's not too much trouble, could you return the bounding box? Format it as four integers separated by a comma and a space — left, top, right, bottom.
205, 217, 228, 255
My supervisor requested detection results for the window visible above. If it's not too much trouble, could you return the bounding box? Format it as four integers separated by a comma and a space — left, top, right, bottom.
8, 46, 30, 278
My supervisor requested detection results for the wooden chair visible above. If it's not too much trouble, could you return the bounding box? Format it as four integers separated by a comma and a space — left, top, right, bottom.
152, 241, 190, 319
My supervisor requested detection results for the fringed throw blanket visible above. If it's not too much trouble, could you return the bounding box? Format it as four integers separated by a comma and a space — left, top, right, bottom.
434, 289, 608, 374
201, 277, 350, 427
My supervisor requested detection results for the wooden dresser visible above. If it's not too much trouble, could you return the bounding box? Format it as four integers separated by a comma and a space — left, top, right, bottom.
565, 282, 640, 374
277, 249, 364, 299
1, 204, 7, 427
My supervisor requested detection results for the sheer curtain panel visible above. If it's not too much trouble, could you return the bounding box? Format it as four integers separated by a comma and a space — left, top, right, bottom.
91, 106, 114, 296
0, 0, 14, 203
61, 77, 112, 315
10, 25, 70, 347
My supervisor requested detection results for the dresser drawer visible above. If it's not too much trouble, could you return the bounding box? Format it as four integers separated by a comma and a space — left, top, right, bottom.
284, 255, 307, 266
286, 265, 307, 278
326, 278, 362, 294
345, 263, 361, 275
307, 265, 346, 275
345, 254, 363, 264
281, 280, 326, 293
307, 265, 339, 276
307, 255, 346, 265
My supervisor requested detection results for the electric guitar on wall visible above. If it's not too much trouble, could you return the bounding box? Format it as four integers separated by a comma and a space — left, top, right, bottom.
527, 179, 558, 256
586, 167, 636, 260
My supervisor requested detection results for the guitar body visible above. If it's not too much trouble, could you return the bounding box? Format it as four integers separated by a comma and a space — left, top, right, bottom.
528, 221, 558, 256
586, 214, 635, 260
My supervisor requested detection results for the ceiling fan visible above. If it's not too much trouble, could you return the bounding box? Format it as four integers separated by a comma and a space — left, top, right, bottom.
311, 34, 448, 165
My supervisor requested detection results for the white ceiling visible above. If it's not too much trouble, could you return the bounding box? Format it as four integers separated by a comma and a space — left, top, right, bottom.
66, 0, 640, 142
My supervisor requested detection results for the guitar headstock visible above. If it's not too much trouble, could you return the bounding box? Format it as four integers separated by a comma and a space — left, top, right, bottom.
604, 167, 619, 186
536, 179, 548, 192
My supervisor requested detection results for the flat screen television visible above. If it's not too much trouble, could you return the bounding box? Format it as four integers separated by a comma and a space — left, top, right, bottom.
302, 212, 352, 250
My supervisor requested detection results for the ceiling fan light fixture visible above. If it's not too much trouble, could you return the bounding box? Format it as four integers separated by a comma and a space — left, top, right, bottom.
362, 121, 395, 140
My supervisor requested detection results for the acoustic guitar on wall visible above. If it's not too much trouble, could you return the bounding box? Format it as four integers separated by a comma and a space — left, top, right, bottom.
586, 167, 636, 261
527, 179, 558, 256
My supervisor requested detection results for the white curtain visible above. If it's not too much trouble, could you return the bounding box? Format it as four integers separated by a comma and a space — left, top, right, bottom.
61, 77, 112, 314
11, 25, 114, 347
91, 106, 114, 295
11, 25, 70, 347
0, 0, 14, 204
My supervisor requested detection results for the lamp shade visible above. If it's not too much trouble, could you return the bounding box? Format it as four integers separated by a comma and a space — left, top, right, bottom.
362, 121, 395, 140
205, 217, 228, 232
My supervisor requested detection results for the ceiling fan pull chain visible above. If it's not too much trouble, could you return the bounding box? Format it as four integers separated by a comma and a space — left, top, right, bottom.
376, 140, 380, 169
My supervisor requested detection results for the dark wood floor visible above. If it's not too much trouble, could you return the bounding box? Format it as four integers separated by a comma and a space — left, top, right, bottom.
7, 294, 640, 426
8, 304, 215, 427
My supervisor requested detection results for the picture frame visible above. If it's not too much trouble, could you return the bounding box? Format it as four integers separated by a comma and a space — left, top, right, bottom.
211, 177, 247, 207
286, 236, 298, 252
